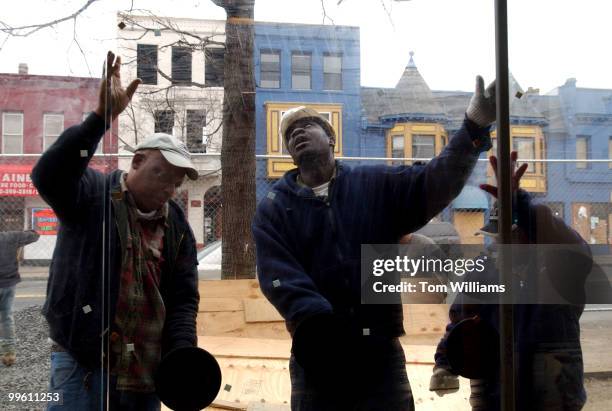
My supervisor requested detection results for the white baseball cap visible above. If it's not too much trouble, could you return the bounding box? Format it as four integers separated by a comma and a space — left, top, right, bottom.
132, 133, 198, 180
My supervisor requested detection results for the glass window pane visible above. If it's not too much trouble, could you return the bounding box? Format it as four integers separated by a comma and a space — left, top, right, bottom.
44, 115, 64, 136
3, 135, 22, 154
412, 134, 435, 159
261, 50, 280, 89
292, 74, 310, 90
186, 109, 206, 152
137, 44, 158, 85
205, 47, 224, 87
154, 110, 175, 134
172, 47, 192, 84
512, 137, 535, 172
324, 54, 342, 74
3, 113, 22, 134
292, 52, 311, 89
576, 136, 588, 169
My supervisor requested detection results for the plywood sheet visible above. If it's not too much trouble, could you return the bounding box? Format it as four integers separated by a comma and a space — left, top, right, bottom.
200, 297, 244, 313
199, 336, 291, 360
200, 336, 439, 365
243, 298, 283, 323
403, 304, 448, 336
198, 312, 289, 339
194, 338, 471, 411
200, 279, 265, 299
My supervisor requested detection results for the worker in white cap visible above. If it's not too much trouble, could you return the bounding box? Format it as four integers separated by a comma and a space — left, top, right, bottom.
32, 51, 206, 410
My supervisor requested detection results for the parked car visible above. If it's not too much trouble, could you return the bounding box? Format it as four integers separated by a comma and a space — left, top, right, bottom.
197, 240, 222, 280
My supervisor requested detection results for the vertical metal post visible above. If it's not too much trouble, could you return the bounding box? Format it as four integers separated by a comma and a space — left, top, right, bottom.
494, 0, 515, 410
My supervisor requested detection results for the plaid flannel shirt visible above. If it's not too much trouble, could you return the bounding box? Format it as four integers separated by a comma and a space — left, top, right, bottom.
110, 174, 168, 393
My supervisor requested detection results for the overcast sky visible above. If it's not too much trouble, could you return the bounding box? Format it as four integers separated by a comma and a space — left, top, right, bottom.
1, 0, 610, 93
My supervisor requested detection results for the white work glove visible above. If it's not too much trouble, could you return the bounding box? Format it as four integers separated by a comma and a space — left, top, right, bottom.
466, 75, 496, 127
429, 366, 460, 392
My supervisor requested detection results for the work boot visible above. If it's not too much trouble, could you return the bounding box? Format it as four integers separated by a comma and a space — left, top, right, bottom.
2, 352, 16, 367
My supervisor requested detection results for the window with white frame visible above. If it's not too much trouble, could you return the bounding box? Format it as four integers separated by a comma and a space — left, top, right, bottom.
323, 53, 342, 90
260, 50, 280, 88
2, 113, 23, 154
291, 51, 311, 90
44, 114, 64, 151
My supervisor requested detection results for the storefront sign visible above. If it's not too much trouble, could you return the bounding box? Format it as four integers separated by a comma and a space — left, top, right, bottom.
0, 164, 38, 196
32, 207, 59, 235
0, 162, 112, 197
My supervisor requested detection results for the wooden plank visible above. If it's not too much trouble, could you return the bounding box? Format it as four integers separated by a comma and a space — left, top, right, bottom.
200, 279, 265, 299
200, 297, 244, 313
247, 403, 291, 411
198, 312, 290, 340
209, 399, 248, 410
243, 298, 283, 323
199, 336, 437, 365
200, 336, 291, 360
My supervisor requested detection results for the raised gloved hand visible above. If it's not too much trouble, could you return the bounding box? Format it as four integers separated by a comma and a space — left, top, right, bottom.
467, 75, 496, 127
429, 366, 460, 393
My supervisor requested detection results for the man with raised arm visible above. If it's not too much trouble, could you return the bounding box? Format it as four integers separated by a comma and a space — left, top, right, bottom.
253, 77, 497, 410
32, 51, 200, 411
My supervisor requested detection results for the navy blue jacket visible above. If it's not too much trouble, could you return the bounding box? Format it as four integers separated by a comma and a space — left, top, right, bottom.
435, 190, 591, 409
253, 119, 486, 337
31, 113, 199, 369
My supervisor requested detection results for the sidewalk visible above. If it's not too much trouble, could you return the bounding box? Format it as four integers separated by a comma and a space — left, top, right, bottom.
19, 265, 50, 281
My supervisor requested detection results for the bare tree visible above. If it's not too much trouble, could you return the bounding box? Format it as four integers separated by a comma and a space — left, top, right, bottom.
211, 0, 257, 279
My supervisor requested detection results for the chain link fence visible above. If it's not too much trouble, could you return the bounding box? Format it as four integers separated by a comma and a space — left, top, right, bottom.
1, 154, 610, 267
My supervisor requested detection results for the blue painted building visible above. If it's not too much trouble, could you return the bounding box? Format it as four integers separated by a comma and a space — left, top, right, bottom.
359, 55, 571, 243
254, 21, 361, 200
529, 79, 612, 245
251, 22, 610, 246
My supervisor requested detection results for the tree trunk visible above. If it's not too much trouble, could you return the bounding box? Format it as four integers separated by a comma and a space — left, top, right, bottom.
216, 0, 256, 279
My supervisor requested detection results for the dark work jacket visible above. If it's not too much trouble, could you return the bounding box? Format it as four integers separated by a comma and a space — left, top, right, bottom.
253, 119, 487, 338
435, 190, 592, 410
31, 113, 199, 370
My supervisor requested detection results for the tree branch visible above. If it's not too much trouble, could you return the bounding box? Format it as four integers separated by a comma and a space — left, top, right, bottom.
0, 0, 99, 37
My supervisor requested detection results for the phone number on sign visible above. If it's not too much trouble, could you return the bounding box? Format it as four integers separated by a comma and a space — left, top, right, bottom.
7, 392, 61, 402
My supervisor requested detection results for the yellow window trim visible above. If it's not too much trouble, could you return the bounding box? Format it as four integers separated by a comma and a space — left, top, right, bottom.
489, 126, 547, 193
385, 122, 447, 165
